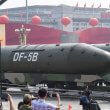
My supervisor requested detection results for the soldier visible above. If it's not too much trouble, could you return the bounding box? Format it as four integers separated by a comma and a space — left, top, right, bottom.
15, 25, 31, 45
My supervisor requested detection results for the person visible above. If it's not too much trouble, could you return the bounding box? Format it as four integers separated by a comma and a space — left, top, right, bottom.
19, 94, 32, 110
0, 94, 17, 110
18, 101, 24, 110
0, 98, 2, 110
80, 92, 90, 110
32, 88, 60, 110
8, 94, 17, 110
2, 93, 32, 110
84, 86, 101, 110
84, 86, 92, 101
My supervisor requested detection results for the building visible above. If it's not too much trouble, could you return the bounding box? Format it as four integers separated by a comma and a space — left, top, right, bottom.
0, 5, 110, 32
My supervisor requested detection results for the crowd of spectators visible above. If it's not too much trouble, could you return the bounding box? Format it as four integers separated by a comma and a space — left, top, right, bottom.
0, 88, 61, 110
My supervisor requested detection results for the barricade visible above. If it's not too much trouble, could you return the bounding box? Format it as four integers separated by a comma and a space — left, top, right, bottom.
90, 102, 101, 110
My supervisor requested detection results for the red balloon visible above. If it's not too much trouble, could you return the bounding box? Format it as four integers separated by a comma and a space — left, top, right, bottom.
32, 16, 41, 25
89, 18, 99, 26
0, 15, 9, 24
61, 17, 71, 26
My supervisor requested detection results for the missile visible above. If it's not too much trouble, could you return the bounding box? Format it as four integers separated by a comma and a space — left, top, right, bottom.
1, 43, 110, 75
93, 44, 110, 52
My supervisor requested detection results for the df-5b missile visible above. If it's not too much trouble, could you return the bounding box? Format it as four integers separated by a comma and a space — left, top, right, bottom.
1, 43, 110, 75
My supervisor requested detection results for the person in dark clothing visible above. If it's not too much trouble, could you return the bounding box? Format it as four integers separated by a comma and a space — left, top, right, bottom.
18, 101, 24, 110
84, 86, 92, 101
80, 92, 90, 110
83, 86, 101, 110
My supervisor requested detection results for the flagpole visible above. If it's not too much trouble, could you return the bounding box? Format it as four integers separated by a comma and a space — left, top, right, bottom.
26, 0, 28, 24
75, 2, 79, 17
92, 3, 94, 17
93, 7, 94, 17
0, 41, 3, 109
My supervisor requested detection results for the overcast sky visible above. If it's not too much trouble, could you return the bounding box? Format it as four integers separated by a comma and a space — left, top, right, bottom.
0, 0, 110, 9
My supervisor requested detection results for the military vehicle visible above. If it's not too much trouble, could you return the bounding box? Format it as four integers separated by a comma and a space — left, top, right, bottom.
1, 43, 110, 90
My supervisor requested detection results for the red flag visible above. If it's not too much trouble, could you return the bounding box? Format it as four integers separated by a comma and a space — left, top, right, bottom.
75, 2, 78, 7
84, 3, 86, 8
68, 104, 72, 110
98, 3, 101, 8
91, 3, 94, 8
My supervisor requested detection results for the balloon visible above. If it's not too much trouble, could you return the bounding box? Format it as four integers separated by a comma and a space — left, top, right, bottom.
0, 15, 9, 24
32, 16, 41, 25
89, 18, 99, 26
61, 17, 71, 26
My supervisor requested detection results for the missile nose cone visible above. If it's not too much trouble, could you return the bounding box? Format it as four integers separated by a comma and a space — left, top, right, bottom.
101, 50, 110, 70
68, 43, 110, 75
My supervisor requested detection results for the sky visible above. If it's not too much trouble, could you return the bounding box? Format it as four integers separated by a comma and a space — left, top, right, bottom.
0, 0, 110, 9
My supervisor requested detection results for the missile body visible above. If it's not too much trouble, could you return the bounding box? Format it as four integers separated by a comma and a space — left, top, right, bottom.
1, 43, 110, 75
93, 44, 110, 52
